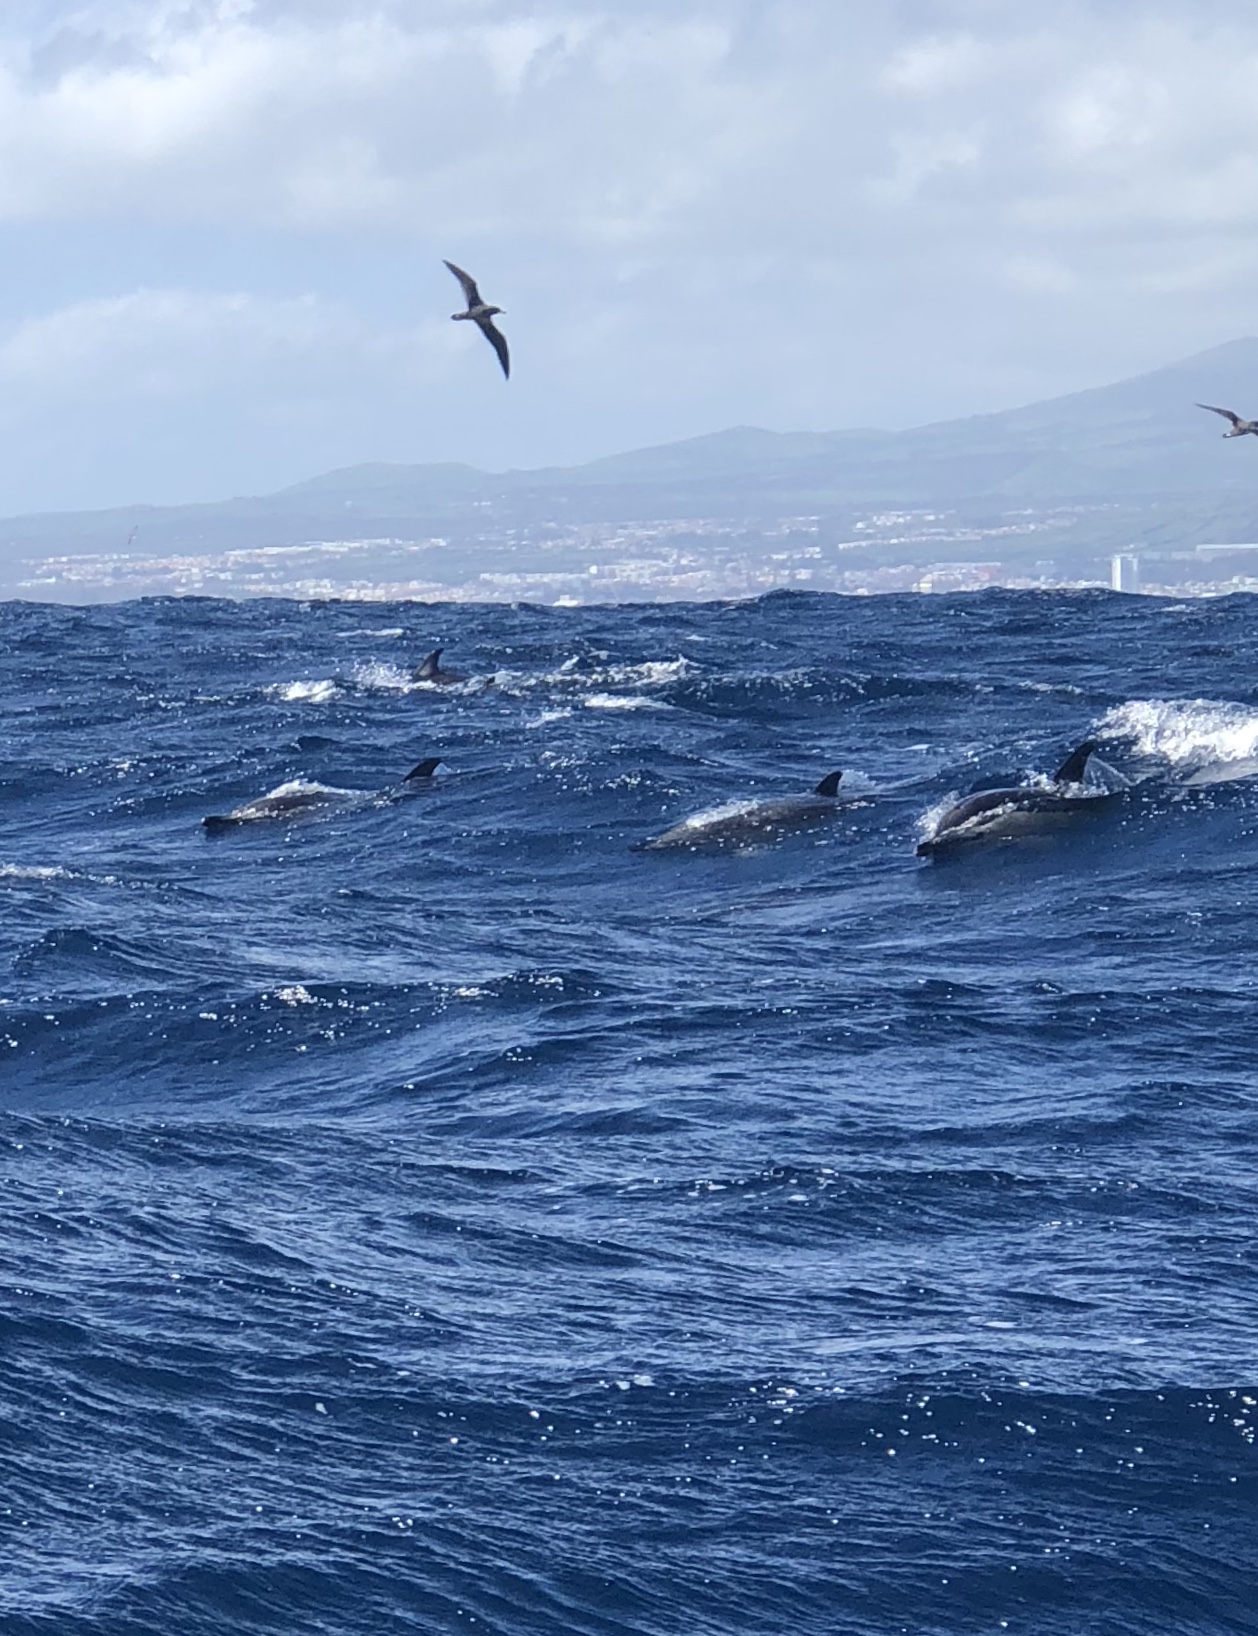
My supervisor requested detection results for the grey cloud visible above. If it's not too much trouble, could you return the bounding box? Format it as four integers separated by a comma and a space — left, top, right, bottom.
0, 1, 1256, 511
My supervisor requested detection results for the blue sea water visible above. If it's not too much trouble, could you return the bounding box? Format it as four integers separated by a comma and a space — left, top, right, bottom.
2, 587, 1258, 1635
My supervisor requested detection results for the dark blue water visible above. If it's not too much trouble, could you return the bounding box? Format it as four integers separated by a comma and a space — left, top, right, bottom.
3, 589, 1258, 1635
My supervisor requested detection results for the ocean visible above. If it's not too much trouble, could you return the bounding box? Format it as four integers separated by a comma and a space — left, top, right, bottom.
2, 587, 1257, 1635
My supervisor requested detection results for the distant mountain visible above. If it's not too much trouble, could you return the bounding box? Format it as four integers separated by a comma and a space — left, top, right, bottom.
4, 338, 1258, 577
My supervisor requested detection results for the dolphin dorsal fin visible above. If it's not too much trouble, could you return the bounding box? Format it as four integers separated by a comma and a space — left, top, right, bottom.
813, 770, 843, 798
403, 756, 442, 781
1053, 740, 1099, 783
415, 649, 442, 681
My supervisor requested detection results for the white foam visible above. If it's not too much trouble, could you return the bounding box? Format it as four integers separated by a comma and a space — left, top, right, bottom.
271, 984, 318, 1006
494, 655, 693, 698
350, 661, 415, 692
1100, 698, 1258, 773
615, 658, 692, 687
222, 780, 364, 821
266, 679, 339, 704
0, 864, 72, 882
916, 795, 961, 843
583, 693, 657, 711
262, 779, 355, 800
673, 799, 763, 830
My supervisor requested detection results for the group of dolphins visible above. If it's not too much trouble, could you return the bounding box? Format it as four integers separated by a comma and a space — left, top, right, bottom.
202, 271, 1250, 847
635, 738, 1116, 858
202, 647, 1122, 859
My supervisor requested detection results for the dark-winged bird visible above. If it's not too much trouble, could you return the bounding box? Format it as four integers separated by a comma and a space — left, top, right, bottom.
1197, 403, 1258, 437
444, 260, 509, 379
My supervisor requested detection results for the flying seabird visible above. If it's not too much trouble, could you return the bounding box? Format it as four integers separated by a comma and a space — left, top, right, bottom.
1196, 403, 1258, 438
444, 260, 509, 379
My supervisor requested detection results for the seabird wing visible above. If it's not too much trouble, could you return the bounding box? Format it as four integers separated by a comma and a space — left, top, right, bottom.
443, 260, 482, 309
1197, 403, 1242, 427
476, 314, 510, 379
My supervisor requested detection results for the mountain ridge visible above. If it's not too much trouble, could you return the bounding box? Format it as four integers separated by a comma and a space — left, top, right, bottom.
5, 338, 1258, 575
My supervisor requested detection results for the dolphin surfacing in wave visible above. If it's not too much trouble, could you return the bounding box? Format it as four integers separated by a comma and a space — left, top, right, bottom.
636, 770, 848, 851
413, 649, 468, 686
915, 741, 1119, 857
202, 757, 442, 832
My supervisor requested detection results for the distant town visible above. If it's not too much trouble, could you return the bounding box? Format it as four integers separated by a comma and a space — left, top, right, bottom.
13, 505, 1258, 604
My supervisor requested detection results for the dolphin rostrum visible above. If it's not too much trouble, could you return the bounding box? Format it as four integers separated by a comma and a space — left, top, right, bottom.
915, 741, 1120, 857
636, 770, 848, 851
202, 757, 442, 832
444, 260, 509, 379
413, 649, 468, 686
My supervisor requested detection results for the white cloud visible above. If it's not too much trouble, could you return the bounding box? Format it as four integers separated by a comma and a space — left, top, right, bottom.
1, 1, 1258, 511
0, 289, 360, 395
0, 3, 1253, 259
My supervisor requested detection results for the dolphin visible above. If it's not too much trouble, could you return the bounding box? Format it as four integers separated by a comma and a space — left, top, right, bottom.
635, 770, 848, 851
915, 741, 1120, 857
413, 649, 468, 686
202, 757, 442, 832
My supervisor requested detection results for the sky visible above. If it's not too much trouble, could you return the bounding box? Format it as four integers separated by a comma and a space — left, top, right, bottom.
2, 0, 1258, 512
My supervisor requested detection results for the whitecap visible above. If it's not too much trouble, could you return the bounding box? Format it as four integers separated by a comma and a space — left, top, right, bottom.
263, 779, 358, 800
611, 658, 693, 687
350, 661, 415, 692
266, 679, 339, 704
916, 796, 961, 844
583, 693, 657, 711
1100, 698, 1258, 779
271, 984, 318, 1007
671, 799, 764, 832
495, 655, 693, 698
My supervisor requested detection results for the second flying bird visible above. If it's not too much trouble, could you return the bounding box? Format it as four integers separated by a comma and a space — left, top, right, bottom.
444, 260, 510, 379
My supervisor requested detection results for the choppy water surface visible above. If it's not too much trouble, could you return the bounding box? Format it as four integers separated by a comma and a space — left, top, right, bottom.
3, 589, 1257, 1635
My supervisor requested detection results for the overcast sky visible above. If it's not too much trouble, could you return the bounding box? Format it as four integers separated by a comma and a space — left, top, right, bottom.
1, 0, 1257, 511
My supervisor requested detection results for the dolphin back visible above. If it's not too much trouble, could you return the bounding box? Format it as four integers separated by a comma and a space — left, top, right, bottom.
414, 649, 443, 681
403, 757, 442, 781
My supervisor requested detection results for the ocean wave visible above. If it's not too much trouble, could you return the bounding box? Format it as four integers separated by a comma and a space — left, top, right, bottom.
4, 590, 1258, 1636
1100, 697, 1258, 779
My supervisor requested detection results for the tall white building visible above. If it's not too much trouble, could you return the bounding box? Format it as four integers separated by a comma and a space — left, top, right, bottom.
1111, 552, 1140, 593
